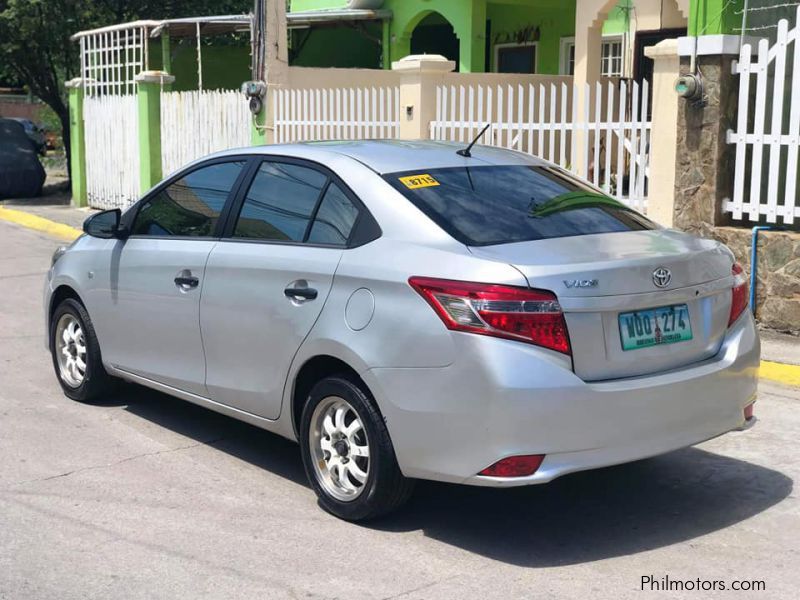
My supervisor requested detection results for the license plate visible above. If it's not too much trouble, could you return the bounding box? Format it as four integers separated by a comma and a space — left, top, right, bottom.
618, 304, 692, 351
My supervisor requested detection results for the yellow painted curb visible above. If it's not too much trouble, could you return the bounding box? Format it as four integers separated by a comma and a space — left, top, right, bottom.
760, 360, 800, 387
0, 207, 82, 241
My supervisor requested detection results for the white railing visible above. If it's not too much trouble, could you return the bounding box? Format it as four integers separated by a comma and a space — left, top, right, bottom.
160, 89, 252, 177
430, 80, 651, 212
84, 94, 140, 208
725, 6, 800, 225
274, 86, 400, 143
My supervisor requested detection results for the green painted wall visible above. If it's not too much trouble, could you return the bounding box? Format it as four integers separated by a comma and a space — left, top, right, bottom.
485, 1, 576, 74
290, 23, 383, 68
150, 39, 251, 91
603, 0, 632, 35
688, 0, 744, 35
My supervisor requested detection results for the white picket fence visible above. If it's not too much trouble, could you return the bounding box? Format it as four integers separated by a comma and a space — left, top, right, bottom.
430, 81, 652, 211
160, 90, 252, 177
84, 94, 140, 208
274, 86, 400, 143
725, 6, 800, 225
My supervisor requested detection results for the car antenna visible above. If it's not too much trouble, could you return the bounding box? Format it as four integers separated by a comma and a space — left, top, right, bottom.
456, 123, 491, 158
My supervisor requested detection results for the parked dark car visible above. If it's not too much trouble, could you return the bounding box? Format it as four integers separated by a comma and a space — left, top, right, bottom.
9, 117, 47, 155
0, 118, 46, 198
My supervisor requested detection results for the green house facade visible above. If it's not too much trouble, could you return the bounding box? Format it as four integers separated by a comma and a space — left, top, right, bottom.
289, 0, 673, 75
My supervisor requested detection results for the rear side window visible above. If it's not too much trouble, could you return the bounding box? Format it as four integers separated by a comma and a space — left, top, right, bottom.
131, 161, 245, 237
384, 166, 656, 246
307, 183, 359, 245
233, 161, 327, 241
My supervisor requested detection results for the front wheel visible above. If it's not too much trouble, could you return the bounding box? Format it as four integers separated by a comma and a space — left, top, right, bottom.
49, 298, 115, 402
300, 376, 414, 521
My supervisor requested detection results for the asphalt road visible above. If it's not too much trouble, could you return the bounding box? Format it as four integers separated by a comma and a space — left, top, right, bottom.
1, 220, 798, 600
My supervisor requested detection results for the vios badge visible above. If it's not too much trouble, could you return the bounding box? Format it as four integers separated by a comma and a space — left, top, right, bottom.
652, 267, 672, 288
563, 279, 598, 289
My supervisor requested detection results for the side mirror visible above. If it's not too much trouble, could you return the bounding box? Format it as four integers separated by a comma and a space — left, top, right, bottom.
83, 208, 127, 239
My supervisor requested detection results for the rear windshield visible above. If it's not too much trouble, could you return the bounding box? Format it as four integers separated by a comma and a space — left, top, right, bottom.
384, 166, 656, 246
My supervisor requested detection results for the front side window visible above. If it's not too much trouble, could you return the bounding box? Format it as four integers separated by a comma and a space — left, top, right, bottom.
384, 166, 656, 247
131, 161, 245, 237
233, 161, 328, 242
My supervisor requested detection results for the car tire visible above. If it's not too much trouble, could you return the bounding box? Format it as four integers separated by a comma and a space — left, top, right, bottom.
300, 376, 414, 521
49, 298, 115, 402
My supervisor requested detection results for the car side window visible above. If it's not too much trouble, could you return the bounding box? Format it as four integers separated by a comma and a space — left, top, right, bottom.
233, 161, 328, 241
307, 183, 360, 246
131, 161, 245, 237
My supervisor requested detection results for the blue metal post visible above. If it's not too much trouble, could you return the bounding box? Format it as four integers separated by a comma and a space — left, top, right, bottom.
750, 225, 778, 311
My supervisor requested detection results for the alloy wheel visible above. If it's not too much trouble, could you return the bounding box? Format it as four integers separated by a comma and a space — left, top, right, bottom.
309, 396, 371, 502
55, 314, 87, 388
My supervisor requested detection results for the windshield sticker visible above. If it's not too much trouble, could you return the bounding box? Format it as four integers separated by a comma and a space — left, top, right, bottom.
399, 174, 440, 189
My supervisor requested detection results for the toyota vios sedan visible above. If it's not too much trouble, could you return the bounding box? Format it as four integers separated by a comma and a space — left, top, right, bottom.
45, 140, 760, 521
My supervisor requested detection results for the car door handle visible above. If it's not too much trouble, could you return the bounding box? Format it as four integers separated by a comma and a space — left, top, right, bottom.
284, 287, 318, 300
174, 275, 199, 288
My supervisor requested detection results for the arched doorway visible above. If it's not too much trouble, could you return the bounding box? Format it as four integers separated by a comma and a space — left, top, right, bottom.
410, 12, 460, 71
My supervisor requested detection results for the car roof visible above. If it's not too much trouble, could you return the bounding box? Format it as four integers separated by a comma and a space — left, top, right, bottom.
210, 139, 548, 175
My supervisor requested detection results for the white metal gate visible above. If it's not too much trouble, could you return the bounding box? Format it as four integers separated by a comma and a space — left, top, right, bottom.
725, 6, 800, 225
84, 95, 140, 208
160, 90, 252, 177
430, 80, 652, 212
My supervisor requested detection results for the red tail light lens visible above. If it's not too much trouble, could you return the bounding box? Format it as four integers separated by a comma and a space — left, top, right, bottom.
478, 455, 545, 478
408, 277, 571, 354
729, 263, 749, 327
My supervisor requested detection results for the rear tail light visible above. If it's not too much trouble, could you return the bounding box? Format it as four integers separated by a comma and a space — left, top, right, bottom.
729, 262, 749, 327
744, 402, 755, 421
408, 277, 571, 354
478, 455, 545, 478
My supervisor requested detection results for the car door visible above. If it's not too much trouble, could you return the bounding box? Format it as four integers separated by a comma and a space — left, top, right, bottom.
95, 158, 248, 396
200, 158, 365, 420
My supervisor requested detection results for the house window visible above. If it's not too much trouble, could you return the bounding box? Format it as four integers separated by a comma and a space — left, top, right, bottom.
495, 42, 537, 74
601, 36, 624, 77
559, 37, 575, 76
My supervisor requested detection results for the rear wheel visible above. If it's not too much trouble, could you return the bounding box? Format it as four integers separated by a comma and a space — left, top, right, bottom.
300, 376, 414, 521
50, 298, 115, 402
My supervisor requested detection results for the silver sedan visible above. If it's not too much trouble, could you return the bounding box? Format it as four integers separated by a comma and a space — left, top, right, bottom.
44, 140, 760, 521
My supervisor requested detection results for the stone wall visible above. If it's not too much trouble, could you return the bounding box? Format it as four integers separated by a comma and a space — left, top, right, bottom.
713, 227, 800, 334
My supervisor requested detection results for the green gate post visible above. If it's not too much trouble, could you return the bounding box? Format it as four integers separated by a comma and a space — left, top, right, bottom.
135, 71, 174, 192
65, 78, 87, 207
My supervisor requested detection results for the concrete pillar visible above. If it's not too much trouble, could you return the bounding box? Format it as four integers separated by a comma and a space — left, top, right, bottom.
135, 70, 174, 192
459, 0, 487, 73
253, 0, 289, 146
672, 36, 741, 236
65, 78, 87, 208
573, 4, 604, 179
644, 39, 680, 227
392, 55, 456, 140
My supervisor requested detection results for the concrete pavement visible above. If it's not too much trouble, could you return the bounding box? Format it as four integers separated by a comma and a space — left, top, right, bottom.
0, 218, 798, 599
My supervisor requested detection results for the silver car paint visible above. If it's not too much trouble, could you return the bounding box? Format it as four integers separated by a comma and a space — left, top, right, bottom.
45, 140, 760, 486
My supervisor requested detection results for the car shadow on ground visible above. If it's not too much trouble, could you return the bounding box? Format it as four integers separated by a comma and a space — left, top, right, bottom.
108, 382, 793, 569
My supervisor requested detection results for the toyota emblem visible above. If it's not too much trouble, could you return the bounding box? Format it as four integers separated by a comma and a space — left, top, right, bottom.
652, 267, 672, 288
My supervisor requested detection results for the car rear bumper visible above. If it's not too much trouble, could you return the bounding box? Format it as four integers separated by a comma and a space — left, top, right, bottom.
363, 313, 760, 487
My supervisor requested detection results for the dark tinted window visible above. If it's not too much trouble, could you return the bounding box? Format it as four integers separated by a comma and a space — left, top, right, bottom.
385, 166, 655, 246
307, 183, 359, 245
497, 45, 536, 74
131, 161, 245, 237
234, 161, 327, 241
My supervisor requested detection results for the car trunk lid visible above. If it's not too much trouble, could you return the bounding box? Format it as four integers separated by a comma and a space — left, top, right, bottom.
469, 230, 735, 381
